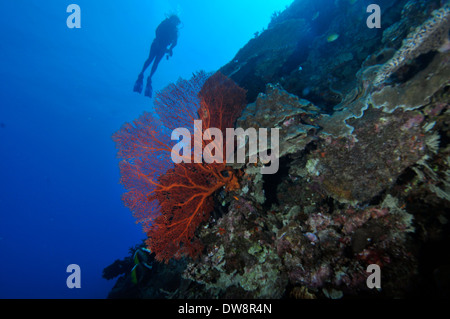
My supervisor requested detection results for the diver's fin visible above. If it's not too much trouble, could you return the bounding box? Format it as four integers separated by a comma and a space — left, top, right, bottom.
144, 78, 152, 98
133, 74, 143, 94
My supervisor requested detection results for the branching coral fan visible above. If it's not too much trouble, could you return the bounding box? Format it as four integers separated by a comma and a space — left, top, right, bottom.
113, 71, 247, 262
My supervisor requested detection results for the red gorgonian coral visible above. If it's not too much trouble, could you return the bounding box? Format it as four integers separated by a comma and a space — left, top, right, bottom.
113, 71, 246, 262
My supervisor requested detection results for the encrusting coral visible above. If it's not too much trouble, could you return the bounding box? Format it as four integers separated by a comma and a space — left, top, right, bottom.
374, 3, 450, 86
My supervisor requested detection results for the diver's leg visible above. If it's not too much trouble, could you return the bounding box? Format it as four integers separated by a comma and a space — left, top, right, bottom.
141, 41, 158, 75
144, 50, 164, 98
140, 55, 154, 75
149, 51, 165, 79
134, 42, 157, 93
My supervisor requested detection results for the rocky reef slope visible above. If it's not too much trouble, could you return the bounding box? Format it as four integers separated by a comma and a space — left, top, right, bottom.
106, 0, 450, 299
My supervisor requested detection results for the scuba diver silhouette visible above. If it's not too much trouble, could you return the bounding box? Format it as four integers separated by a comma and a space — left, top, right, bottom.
133, 15, 181, 98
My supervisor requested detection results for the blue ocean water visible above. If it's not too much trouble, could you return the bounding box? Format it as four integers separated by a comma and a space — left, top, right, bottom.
0, 0, 293, 298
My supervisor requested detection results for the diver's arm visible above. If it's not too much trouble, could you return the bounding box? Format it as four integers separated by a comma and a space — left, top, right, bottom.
169, 37, 178, 50
167, 37, 177, 56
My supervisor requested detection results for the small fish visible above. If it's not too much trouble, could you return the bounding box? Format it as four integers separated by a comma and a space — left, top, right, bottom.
130, 264, 138, 284
312, 11, 320, 20
131, 247, 153, 285
305, 232, 318, 242
327, 33, 339, 42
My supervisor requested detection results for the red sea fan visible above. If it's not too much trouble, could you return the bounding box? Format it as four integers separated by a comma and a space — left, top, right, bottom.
154, 71, 210, 131
199, 71, 247, 131
112, 71, 210, 230
147, 162, 227, 261
113, 72, 246, 263
112, 113, 173, 227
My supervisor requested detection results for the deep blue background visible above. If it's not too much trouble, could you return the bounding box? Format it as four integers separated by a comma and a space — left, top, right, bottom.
0, 0, 292, 298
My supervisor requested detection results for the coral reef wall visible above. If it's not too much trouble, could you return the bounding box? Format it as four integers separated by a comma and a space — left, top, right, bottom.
183, 0, 450, 299
107, 0, 450, 299
220, 0, 445, 111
